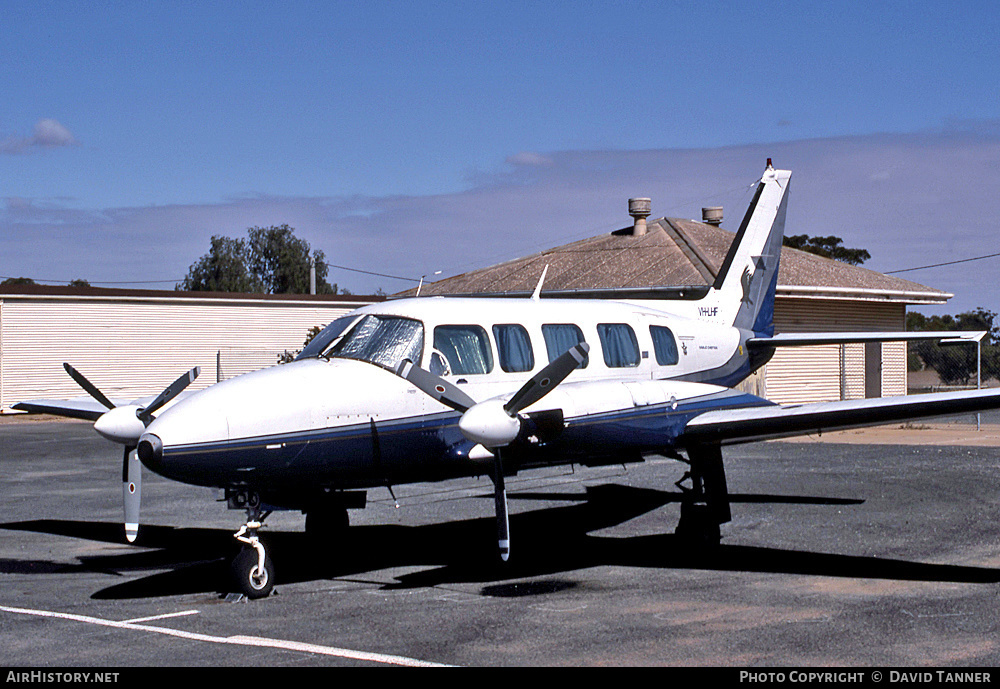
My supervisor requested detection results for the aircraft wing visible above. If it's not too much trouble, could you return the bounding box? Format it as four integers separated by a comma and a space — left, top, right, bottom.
11, 392, 190, 422
748, 331, 985, 348
11, 397, 116, 421
681, 388, 1000, 446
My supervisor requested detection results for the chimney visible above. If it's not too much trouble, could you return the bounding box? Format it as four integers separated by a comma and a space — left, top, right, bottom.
702, 206, 723, 226
628, 198, 651, 236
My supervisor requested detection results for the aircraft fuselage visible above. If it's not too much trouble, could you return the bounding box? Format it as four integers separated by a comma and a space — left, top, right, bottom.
138, 296, 773, 508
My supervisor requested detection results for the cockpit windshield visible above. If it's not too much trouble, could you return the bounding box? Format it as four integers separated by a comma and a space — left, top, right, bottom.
327, 315, 424, 371
294, 314, 361, 361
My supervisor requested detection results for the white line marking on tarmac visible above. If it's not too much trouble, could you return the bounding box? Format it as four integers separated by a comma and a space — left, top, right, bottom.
122, 610, 202, 624
1, 605, 451, 667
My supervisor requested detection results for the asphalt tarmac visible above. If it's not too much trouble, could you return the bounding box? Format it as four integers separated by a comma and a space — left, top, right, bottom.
2, 416, 1000, 668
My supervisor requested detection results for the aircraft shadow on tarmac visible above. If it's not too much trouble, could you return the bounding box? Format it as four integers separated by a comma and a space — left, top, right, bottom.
2, 484, 998, 600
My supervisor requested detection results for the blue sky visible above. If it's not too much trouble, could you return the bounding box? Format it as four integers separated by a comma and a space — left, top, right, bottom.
3, 1, 999, 314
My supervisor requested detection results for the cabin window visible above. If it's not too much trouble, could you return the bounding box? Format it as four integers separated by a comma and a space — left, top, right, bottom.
433, 325, 494, 375
650, 325, 679, 365
597, 323, 640, 368
329, 315, 424, 371
493, 324, 534, 373
295, 314, 360, 360
541, 324, 588, 368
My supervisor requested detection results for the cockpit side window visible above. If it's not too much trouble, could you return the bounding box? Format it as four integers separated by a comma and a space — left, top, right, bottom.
493, 324, 534, 373
294, 314, 360, 361
433, 325, 494, 375
650, 325, 679, 365
541, 324, 588, 368
597, 323, 640, 368
328, 315, 424, 371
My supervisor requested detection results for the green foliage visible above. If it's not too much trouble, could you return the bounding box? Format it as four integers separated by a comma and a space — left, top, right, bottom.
247, 225, 335, 295
907, 308, 1000, 385
68, 278, 91, 287
1, 276, 37, 285
278, 324, 323, 364
177, 235, 261, 292
782, 235, 871, 265
178, 225, 338, 294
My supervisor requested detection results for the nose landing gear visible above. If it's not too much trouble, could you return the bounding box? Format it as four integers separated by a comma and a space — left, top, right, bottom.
228, 490, 275, 599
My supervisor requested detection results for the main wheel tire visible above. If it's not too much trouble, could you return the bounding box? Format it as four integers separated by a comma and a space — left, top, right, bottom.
675, 503, 722, 549
230, 547, 275, 599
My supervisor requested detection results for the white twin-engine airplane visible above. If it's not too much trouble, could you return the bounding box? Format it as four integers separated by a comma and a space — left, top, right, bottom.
17, 162, 1000, 599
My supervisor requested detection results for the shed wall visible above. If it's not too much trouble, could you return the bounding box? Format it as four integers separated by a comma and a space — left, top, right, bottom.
0, 296, 369, 411
765, 298, 907, 404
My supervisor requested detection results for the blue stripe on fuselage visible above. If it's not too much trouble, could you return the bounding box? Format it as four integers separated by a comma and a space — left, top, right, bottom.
152, 391, 773, 491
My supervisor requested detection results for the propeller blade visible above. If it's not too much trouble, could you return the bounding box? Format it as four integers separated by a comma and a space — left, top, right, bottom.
395, 359, 477, 413
63, 363, 116, 411
122, 446, 141, 543
503, 342, 589, 416
493, 450, 510, 562
138, 366, 200, 421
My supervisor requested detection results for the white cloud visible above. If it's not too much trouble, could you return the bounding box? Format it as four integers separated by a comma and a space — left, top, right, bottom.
505, 151, 554, 167
0, 119, 77, 154
32, 119, 77, 147
3, 129, 999, 316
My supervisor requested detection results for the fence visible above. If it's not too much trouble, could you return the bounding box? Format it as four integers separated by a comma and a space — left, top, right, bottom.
907, 337, 988, 430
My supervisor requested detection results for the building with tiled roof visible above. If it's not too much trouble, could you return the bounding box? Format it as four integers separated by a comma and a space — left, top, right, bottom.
410, 212, 951, 404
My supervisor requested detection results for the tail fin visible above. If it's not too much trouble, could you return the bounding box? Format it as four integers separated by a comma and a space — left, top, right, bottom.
704, 162, 791, 337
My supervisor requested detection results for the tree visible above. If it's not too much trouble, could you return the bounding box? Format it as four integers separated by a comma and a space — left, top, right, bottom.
178, 226, 338, 294
177, 235, 260, 292
68, 279, 91, 287
278, 325, 323, 364
782, 235, 871, 265
1, 276, 36, 286
907, 308, 1000, 386
247, 225, 336, 295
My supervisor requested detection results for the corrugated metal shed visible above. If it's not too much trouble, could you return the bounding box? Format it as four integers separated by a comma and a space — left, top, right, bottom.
1, 285, 378, 412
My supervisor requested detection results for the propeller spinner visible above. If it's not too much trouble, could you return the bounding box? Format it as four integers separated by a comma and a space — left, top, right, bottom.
395, 342, 589, 561
63, 363, 200, 542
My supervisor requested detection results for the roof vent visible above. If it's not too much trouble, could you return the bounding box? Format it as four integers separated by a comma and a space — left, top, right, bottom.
628, 198, 651, 236
702, 206, 723, 226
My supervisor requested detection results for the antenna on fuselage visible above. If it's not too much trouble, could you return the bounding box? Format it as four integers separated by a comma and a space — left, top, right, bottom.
531, 265, 549, 301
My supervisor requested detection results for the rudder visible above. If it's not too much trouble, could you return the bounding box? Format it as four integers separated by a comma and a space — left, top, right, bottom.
704, 161, 791, 337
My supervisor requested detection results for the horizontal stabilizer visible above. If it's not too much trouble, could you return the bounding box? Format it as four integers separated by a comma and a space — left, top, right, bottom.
682, 388, 1000, 446
748, 331, 986, 348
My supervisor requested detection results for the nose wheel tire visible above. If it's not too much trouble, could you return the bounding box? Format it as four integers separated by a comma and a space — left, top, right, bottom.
230, 547, 275, 599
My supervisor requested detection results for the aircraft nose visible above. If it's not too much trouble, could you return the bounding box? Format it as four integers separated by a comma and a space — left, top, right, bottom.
137, 433, 163, 471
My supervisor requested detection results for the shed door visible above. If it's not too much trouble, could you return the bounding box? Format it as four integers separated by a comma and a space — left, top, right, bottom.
864, 342, 882, 398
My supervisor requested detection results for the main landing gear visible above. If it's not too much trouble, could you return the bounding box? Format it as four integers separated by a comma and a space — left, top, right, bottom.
675, 444, 731, 549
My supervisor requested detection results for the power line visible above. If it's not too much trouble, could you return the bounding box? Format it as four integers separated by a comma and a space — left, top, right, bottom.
884, 251, 1000, 275
2, 257, 423, 288
0, 275, 182, 285
318, 262, 420, 283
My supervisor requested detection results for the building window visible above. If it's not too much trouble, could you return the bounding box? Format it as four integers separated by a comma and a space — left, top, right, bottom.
650, 325, 679, 366
598, 323, 640, 368
541, 324, 588, 368
493, 324, 534, 373
433, 325, 494, 375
